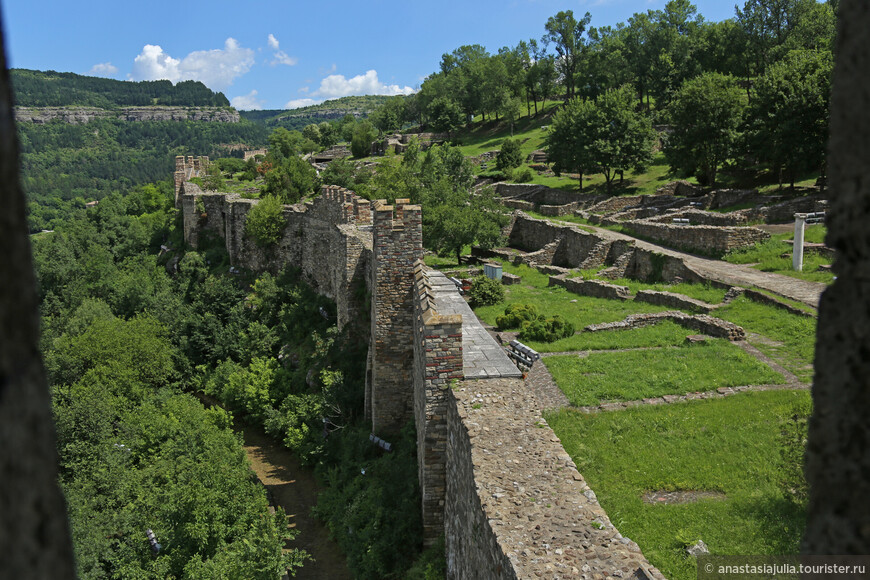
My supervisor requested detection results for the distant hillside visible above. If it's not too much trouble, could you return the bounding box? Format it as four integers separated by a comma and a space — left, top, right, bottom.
240, 95, 396, 131
11, 69, 231, 108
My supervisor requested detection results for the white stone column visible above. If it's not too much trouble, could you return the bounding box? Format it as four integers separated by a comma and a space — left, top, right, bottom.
793, 213, 806, 271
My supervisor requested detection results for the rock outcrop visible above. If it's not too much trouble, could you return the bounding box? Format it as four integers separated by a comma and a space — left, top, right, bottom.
14, 106, 240, 124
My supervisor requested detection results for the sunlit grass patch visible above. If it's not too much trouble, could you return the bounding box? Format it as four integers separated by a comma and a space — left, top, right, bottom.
545, 389, 810, 580
544, 341, 784, 406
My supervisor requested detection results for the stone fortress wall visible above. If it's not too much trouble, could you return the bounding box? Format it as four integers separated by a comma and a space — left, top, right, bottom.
180, 176, 665, 579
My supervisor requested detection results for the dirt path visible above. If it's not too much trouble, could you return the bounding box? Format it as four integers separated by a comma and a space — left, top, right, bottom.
240, 426, 352, 580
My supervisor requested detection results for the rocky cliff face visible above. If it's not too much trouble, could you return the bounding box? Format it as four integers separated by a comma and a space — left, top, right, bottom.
14, 106, 240, 124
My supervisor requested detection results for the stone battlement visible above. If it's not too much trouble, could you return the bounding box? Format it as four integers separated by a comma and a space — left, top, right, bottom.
177, 173, 662, 579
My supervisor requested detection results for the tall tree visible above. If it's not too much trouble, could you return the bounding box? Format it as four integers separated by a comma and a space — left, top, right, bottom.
665, 72, 746, 187
546, 86, 655, 193
543, 10, 592, 102
746, 49, 833, 189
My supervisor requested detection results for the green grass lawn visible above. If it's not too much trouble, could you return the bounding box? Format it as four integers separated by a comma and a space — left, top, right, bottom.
723, 230, 833, 284
525, 320, 694, 353
545, 389, 810, 580
474, 263, 675, 331
716, 296, 817, 382
544, 341, 784, 406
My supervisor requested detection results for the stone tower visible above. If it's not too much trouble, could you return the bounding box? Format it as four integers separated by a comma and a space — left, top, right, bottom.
370, 199, 423, 435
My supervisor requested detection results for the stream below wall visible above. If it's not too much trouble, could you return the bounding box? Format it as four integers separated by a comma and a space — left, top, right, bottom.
239, 425, 353, 580
194, 393, 351, 579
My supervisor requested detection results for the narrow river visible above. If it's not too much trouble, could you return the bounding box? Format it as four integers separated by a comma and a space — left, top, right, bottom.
239, 425, 353, 580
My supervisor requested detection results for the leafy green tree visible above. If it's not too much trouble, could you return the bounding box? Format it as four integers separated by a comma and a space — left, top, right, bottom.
746, 49, 832, 189
427, 97, 464, 139
245, 194, 286, 247
265, 155, 317, 203
369, 96, 407, 134
202, 161, 224, 191
543, 10, 592, 102
350, 120, 376, 158
665, 72, 746, 186
546, 86, 654, 193
301, 123, 322, 146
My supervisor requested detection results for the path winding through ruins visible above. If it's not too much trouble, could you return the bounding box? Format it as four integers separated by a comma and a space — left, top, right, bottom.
581, 222, 827, 307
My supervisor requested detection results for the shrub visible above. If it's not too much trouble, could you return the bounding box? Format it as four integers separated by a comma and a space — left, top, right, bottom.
512, 167, 534, 183
519, 315, 575, 342
496, 303, 539, 330
468, 275, 505, 307
496, 138, 524, 172
245, 195, 285, 247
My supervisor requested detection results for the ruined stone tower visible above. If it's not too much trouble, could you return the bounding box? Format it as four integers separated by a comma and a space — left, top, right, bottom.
369, 199, 423, 435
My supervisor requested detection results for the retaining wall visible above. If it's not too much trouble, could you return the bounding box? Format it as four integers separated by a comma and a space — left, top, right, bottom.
623, 219, 770, 255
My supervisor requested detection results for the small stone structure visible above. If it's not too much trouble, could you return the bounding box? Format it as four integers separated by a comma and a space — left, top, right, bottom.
585, 311, 746, 341
635, 289, 716, 313
243, 149, 267, 161
621, 219, 770, 255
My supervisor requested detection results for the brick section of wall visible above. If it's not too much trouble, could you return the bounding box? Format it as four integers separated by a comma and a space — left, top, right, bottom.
412, 261, 463, 546
445, 378, 665, 580
371, 200, 423, 435
624, 219, 770, 254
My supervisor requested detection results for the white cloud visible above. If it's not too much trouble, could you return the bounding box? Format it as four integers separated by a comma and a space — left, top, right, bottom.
285, 98, 320, 109
89, 62, 118, 77
266, 33, 297, 66
129, 38, 254, 90
231, 90, 265, 110
313, 70, 415, 98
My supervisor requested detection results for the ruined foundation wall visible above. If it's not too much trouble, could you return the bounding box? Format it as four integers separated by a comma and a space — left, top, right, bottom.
623, 219, 770, 255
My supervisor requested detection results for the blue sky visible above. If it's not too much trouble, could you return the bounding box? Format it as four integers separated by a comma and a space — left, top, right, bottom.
4, 0, 736, 111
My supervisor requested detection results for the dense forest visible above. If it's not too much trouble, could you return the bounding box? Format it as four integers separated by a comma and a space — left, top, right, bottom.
12, 72, 269, 231
11, 69, 231, 107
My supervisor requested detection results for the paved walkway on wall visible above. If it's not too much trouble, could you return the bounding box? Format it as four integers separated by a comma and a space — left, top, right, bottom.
580, 222, 827, 308
428, 272, 523, 379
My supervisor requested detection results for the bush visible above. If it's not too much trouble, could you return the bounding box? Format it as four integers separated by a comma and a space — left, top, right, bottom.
496, 303, 539, 330
519, 315, 575, 342
496, 138, 524, 172
468, 275, 505, 307
245, 195, 286, 247
512, 167, 534, 183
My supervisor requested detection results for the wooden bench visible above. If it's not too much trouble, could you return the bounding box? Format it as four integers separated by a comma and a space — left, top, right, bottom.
507, 339, 540, 372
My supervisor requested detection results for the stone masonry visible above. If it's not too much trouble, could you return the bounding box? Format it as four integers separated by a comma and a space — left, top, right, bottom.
179, 176, 665, 578
371, 199, 423, 435
413, 263, 463, 546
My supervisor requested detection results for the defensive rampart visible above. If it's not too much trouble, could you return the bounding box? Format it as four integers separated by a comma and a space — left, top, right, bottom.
179, 181, 664, 579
